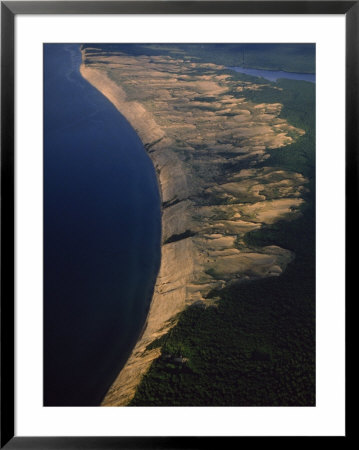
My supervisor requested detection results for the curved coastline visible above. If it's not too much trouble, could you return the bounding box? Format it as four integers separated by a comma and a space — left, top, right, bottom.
80, 49, 309, 406
80, 61, 195, 406
44, 44, 162, 406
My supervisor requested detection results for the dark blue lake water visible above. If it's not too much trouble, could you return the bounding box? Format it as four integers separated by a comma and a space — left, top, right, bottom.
44, 44, 161, 406
229, 66, 316, 83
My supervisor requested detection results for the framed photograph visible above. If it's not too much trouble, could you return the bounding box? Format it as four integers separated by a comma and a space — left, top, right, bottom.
1, 1, 353, 446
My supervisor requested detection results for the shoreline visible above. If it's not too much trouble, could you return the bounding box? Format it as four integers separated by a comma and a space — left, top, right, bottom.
80, 49, 309, 406
80, 59, 196, 406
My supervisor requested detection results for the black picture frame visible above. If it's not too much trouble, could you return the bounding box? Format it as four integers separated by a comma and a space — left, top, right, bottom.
1, 1, 354, 447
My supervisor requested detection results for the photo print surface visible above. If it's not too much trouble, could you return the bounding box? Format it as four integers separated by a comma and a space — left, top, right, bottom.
44, 44, 315, 407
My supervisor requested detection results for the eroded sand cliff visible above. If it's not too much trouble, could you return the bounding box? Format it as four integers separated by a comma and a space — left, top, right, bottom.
80, 47, 308, 406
